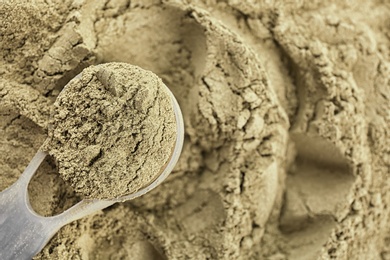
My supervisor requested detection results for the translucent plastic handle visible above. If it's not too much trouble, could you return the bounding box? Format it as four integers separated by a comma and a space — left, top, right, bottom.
0, 152, 113, 260
0, 152, 54, 259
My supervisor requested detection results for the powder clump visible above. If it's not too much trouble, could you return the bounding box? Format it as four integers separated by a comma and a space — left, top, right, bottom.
41, 62, 177, 199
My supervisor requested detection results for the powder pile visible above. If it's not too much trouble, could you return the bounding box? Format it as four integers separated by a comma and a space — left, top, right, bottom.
41, 62, 177, 199
1, 0, 390, 259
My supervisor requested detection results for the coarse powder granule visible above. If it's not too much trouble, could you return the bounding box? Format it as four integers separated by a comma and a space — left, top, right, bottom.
1, 0, 390, 259
41, 62, 177, 199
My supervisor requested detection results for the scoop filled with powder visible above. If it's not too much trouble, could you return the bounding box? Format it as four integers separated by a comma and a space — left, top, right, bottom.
41, 62, 177, 199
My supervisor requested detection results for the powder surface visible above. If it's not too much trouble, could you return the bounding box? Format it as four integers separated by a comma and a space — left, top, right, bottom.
41, 63, 177, 199
1, 0, 390, 259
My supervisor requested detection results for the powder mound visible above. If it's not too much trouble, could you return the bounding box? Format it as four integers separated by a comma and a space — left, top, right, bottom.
41, 62, 177, 199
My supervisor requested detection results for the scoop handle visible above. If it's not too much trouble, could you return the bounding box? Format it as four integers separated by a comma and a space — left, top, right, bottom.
0, 151, 57, 259
0, 152, 113, 259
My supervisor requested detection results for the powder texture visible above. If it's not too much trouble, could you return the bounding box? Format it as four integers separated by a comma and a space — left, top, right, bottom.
41, 63, 177, 199
1, 0, 390, 259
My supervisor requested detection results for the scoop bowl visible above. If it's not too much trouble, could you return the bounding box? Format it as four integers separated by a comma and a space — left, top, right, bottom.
0, 70, 184, 260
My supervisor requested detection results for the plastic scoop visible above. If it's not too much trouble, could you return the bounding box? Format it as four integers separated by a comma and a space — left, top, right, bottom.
0, 73, 184, 260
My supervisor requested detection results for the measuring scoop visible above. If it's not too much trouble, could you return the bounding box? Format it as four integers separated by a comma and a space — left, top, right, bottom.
0, 72, 184, 260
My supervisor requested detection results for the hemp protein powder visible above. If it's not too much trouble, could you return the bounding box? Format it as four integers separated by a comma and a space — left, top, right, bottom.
1, 0, 390, 259
41, 62, 177, 199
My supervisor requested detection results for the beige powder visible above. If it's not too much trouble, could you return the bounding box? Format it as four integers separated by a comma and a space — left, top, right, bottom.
1, 0, 390, 259
41, 62, 177, 199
